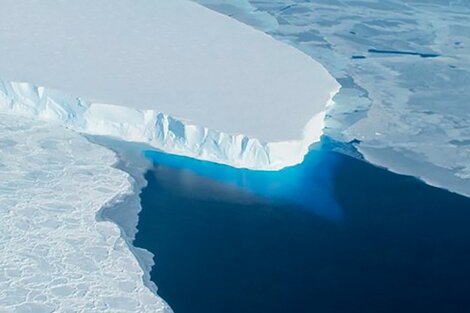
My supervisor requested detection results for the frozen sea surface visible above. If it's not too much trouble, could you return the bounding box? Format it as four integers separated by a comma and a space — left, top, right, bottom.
196, 0, 470, 196
0, 114, 170, 312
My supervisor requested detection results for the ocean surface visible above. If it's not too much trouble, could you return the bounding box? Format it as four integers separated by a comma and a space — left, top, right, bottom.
134, 146, 470, 313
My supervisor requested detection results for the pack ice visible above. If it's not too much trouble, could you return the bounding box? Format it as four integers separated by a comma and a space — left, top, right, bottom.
0, 114, 171, 312
195, 0, 470, 196
0, 0, 339, 170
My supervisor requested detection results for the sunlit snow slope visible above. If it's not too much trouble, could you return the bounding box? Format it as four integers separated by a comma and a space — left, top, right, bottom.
0, 0, 339, 170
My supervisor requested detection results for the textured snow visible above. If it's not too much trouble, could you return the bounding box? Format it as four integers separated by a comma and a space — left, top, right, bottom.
0, 114, 171, 312
0, 0, 339, 146
197, 0, 470, 196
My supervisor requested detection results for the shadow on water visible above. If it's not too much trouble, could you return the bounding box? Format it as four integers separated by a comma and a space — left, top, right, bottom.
136, 143, 470, 313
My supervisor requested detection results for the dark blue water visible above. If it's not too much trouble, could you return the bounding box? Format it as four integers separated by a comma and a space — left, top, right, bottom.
135, 146, 470, 313
368, 49, 440, 58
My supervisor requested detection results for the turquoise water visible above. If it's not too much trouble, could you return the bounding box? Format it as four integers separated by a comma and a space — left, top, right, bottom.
142, 147, 342, 220
135, 147, 470, 313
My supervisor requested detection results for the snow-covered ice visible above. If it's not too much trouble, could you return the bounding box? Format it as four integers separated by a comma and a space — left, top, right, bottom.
0, 0, 339, 170
0, 114, 171, 312
197, 0, 470, 196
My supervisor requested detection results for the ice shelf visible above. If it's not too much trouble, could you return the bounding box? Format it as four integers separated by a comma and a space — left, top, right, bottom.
0, 0, 339, 170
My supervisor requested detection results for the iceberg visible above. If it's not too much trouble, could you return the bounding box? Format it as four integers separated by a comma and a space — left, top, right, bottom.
0, 0, 339, 170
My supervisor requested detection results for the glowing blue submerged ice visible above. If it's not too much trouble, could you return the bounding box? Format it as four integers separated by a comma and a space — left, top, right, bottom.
144, 145, 342, 220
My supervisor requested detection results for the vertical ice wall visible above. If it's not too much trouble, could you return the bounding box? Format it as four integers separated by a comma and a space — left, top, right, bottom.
0, 80, 338, 170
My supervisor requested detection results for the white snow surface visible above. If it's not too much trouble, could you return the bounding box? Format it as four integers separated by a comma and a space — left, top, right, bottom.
0, 0, 339, 170
0, 114, 171, 312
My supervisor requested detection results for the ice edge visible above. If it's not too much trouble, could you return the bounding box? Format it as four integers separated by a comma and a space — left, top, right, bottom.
94, 151, 173, 312
0, 79, 340, 170
95, 153, 162, 301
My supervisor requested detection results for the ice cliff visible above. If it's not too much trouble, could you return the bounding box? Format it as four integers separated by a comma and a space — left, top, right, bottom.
0, 80, 338, 170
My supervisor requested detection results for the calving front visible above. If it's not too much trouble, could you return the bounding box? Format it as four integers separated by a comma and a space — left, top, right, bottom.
0, 80, 338, 170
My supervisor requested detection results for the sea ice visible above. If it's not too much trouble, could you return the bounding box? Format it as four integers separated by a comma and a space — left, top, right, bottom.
197, 0, 470, 196
0, 114, 171, 312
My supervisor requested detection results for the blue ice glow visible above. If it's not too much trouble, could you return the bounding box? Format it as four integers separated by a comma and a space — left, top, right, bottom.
144, 146, 342, 220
